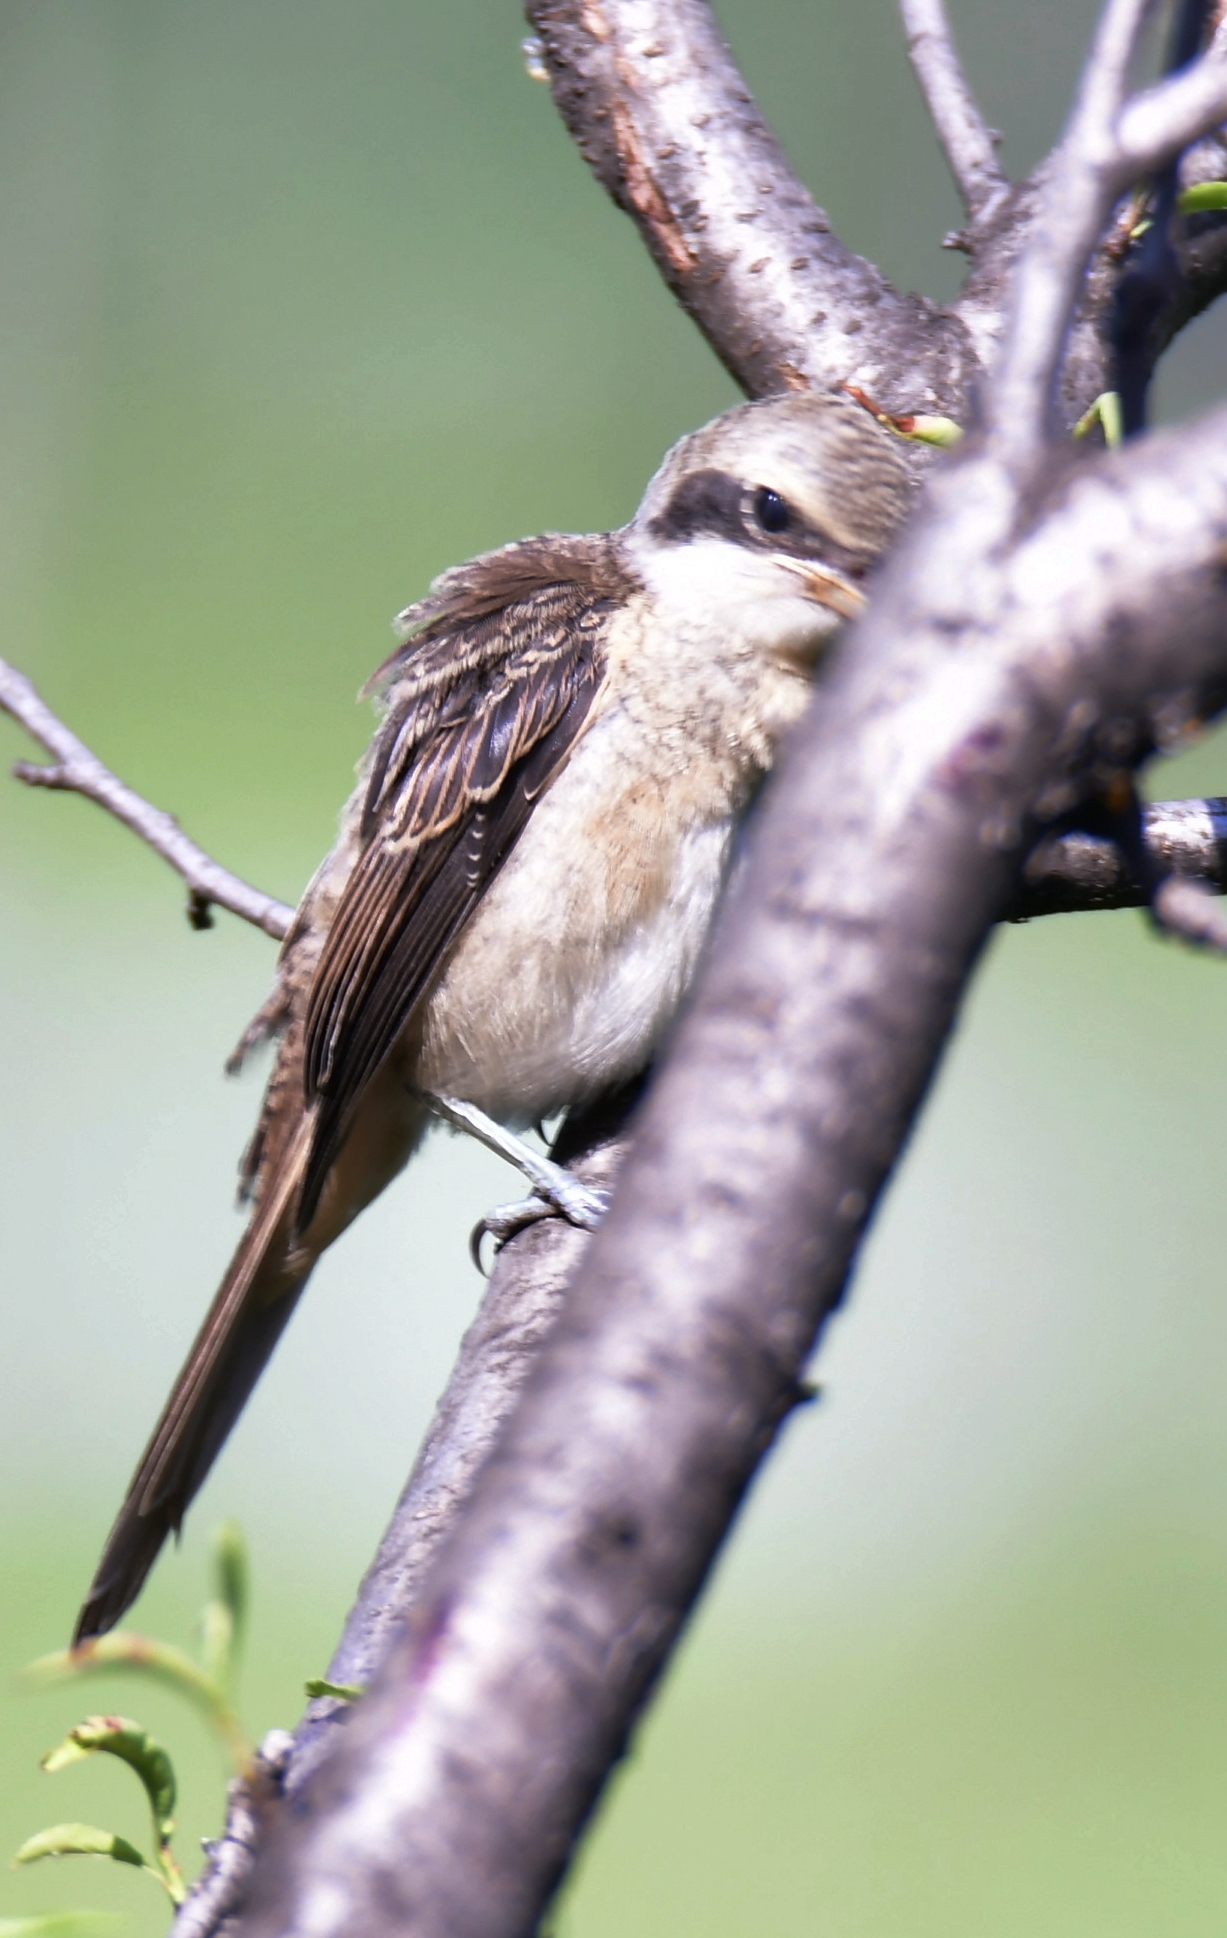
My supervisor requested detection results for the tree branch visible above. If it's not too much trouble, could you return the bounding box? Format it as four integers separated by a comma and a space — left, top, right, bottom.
168, 1140, 627, 1938
524, 0, 977, 416
282, 1134, 629, 1805
1164, 130, 1227, 334
1115, 36, 1227, 176
0, 656, 293, 941
525, 0, 1227, 444
10, 635, 1227, 1933
1011, 794, 1227, 917
15, 624, 1218, 1938
898, 0, 1010, 225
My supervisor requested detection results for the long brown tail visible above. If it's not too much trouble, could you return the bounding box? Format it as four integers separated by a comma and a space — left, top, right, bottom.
74, 1119, 315, 1644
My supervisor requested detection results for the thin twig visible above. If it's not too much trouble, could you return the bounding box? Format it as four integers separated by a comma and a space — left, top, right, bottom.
0, 655, 294, 940
280, 1133, 629, 1806
898, 0, 1010, 223
987, 0, 1154, 459
1012, 795, 1227, 915
988, 0, 1227, 459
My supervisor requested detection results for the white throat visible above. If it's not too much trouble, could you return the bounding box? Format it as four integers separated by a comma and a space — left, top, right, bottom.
625, 530, 845, 668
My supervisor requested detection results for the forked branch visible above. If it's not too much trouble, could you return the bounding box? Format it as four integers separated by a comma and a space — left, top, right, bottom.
525, 0, 976, 416
988, 0, 1227, 453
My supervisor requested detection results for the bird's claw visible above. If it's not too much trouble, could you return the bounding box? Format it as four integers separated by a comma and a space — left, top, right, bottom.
469, 1178, 609, 1272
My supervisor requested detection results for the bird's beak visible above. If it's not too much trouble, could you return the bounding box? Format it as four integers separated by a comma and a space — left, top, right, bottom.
777, 556, 866, 620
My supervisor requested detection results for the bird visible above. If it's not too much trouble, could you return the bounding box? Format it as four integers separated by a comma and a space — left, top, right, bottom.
73, 389, 911, 1643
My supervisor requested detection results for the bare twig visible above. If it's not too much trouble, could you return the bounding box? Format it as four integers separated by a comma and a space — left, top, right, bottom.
986, 0, 1154, 457
280, 1135, 629, 1806
0, 656, 294, 940
989, 0, 1227, 458
899, 0, 1010, 224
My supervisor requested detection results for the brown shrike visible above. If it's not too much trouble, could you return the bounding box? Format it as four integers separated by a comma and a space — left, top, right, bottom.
74, 391, 910, 1643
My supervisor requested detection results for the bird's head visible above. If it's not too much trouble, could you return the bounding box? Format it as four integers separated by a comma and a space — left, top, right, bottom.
625, 391, 913, 669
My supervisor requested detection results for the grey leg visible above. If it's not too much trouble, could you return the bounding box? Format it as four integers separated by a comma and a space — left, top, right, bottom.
425, 1093, 609, 1232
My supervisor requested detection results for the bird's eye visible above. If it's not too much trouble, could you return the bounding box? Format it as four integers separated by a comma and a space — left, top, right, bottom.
753, 487, 792, 535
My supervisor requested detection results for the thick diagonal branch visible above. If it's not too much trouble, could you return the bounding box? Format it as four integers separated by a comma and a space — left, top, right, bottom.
9, 628, 1224, 1938
525, 0, 976, 416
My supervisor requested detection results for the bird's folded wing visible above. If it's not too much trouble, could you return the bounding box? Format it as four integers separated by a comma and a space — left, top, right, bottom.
299, 573, 618, 1227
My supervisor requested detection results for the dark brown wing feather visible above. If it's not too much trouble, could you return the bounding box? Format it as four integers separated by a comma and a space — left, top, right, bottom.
298, 555, 628, 1228
364, 531, 635, 696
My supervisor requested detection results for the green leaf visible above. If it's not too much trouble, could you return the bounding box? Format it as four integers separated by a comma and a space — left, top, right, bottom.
41, 1716, 176, 1847
1072, 391, 1123, 449
304, 1677, 366, 1702
25, 1632, 250, 1767
893, 412, 964, 448
1179, 181, 1227, 214
34, 1716, 187, 1902
12, 1819, 181, 1904
12, 1823, 147, 1872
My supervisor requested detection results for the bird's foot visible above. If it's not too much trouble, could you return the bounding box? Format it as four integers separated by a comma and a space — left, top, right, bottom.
524, 1160, 609, 1232
424, 1091, 609, 1263
470, 1179, 610, 1272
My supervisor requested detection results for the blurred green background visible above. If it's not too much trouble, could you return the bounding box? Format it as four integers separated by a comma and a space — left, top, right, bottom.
3, 1, 1227, 1933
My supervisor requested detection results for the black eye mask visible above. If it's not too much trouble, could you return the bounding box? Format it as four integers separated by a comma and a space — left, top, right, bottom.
648, 467, 869, 579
